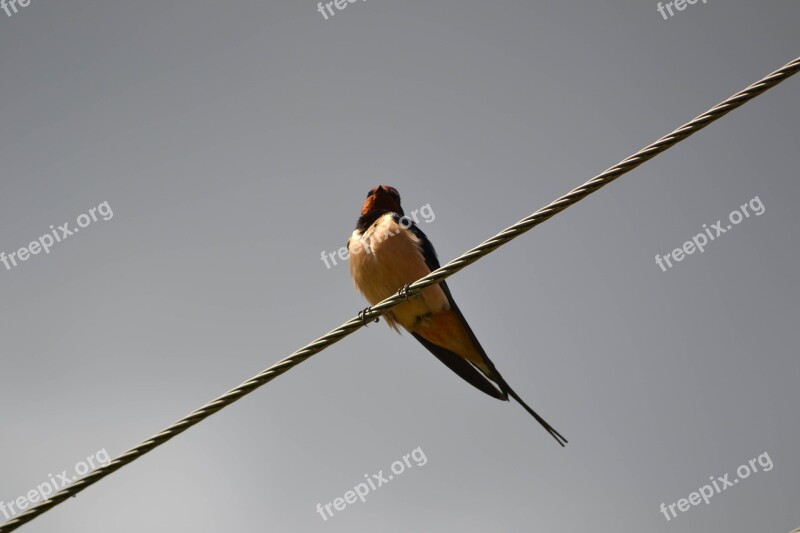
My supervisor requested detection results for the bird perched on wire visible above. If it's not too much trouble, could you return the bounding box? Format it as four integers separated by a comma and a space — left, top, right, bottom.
347, 185, 567, 446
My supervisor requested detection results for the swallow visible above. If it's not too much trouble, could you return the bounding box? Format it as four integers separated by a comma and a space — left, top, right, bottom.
347, 185, 567, 446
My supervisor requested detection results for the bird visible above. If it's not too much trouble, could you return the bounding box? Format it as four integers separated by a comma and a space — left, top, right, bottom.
347, 185, 567, 446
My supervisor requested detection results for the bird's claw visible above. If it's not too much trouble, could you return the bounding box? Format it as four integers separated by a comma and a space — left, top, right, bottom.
398, 283, 412, 301
358, 307, 379, 326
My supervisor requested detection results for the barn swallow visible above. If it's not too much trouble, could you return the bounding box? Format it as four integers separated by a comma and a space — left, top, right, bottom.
348, 185, 567, 446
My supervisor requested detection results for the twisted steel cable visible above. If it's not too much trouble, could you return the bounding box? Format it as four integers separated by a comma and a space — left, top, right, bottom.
2, 54, 798, 532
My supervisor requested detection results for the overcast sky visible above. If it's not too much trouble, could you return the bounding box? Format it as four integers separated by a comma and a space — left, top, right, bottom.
1, 1, 799, 532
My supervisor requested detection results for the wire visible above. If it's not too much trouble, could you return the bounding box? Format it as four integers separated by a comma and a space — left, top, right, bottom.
2, 54, 798, 532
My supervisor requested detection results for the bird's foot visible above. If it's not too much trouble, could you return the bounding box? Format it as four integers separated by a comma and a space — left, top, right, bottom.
397, 283, 412, 301
358, 307, 379, 326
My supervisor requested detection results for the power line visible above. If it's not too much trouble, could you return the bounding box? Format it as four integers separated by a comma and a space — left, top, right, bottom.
2, 54, 798, 532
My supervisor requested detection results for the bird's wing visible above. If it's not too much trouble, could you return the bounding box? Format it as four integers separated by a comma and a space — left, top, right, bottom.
401, 217, 507, 400
401, 217, 567, 445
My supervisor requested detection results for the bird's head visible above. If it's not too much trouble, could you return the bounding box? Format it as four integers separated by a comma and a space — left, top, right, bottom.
360, 185, 404, 217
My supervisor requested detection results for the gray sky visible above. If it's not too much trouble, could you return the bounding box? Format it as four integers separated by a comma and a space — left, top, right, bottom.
1, 1, 798, 532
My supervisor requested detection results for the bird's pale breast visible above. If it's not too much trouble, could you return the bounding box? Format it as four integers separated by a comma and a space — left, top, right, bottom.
348, 214, 449, 331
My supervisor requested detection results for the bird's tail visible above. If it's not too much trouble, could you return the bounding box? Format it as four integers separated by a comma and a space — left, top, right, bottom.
495, 375, 568, 447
